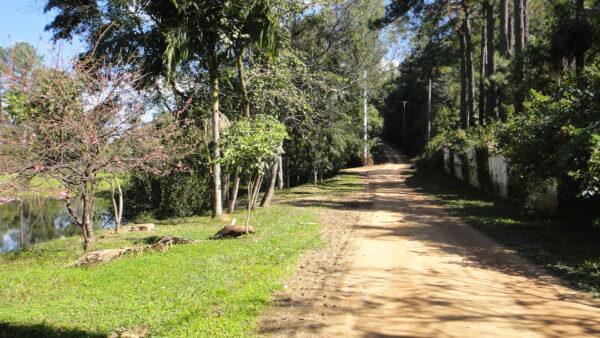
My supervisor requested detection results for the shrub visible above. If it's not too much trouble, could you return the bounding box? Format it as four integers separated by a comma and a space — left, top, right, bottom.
498, 67, 600, 204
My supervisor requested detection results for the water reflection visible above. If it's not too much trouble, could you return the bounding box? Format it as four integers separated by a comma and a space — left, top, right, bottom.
0, 197, 115, 253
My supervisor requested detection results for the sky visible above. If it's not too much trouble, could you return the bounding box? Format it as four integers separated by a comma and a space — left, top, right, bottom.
0, 0, 82, 65
0, 0, 405, 66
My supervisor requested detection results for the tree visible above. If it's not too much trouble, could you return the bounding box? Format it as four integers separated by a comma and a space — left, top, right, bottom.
462, 1, 475, 127
336, 0, 386, 164
499, 0, 511, 57
513, 0, 526, 113
484, 0, 496, 121
0, 42, 43, 117
44, 0, 290, 217
221, 115, 287, 232
0, 59, 191, 251
232, 0, 280, 119
498, 0, 511, 121
228, 0, 282, 212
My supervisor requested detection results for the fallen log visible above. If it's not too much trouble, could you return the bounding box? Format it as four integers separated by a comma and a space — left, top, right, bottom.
150, 236, 196, 252
73, 247, 143, 267
210, 225, 255, 240
73, 236, 196, 267
130, 223, 155, 231
108, 325, 149, 338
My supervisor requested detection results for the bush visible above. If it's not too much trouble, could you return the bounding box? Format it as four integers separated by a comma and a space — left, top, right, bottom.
415, 124, 499, 174
498, 67, 600, 205
125, 155, 212, 219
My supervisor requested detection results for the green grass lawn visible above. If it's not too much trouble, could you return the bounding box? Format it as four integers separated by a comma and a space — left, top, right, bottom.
0, 172, 363, 337
406, 170, 600, 297
0, 173, 127, 199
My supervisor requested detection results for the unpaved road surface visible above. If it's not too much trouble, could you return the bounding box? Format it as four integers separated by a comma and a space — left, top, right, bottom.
260, 145, 600, 337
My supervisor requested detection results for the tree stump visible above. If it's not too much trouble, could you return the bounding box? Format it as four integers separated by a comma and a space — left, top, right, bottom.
210, 225, 255, 239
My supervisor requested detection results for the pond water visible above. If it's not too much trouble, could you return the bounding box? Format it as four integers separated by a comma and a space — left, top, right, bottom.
0, 197, 115, 253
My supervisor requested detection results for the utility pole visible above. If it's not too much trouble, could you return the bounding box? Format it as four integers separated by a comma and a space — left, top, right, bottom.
427, 78, 432, 144
363, 70, 369, 165
402, 101, 407, 146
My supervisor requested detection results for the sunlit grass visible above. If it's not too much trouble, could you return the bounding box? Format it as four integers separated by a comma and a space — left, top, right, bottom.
0, 172, 364, 337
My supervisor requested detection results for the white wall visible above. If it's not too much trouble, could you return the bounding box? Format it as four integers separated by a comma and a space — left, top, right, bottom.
467, 149, 479, 189
443, 148, 452, 174
488, 154, 509, 199
442, 148, 558, 212
453, 153, 464, 180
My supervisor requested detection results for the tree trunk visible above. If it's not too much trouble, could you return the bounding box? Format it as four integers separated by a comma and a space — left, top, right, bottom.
227, 169, 240, 214
222, 173, 230, 210
484, 0, 497, 121
111, 178, 123, 233
251, 173, 263, 210
499, 0, 510, 57
464, 11, 475, 127
245, 175, 254, 233
313, 166, 318, 185
508, 13, 513, 53
575, 0, 585, 75
498, 0, 511, 121
523, 0, 529, 44
19, 202, 25, 247
285, 159, 290, 189
479, 23, 487, 126
235, 47, 251, 119
318, 167, 324, 184
276, 156, 283, 190
209, 73, 223, 217
513, 0, 525, 114
459, 29, 468, 129
427, 78, 432, 142
260, 160, 279, 207
81, 189, 94, 252
402, 101, 407, 145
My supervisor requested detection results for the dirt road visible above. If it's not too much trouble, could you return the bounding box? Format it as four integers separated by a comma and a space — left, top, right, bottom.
261, 145, 600, 337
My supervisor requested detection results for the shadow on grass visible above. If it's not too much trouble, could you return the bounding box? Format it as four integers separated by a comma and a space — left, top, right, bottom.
0, 322, 104, 338
405, 170, 600, 296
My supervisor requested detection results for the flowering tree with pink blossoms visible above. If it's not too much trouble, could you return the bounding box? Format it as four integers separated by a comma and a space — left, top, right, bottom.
0, 59, 194, 251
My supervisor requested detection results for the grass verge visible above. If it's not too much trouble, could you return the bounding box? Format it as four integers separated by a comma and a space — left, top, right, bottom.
406, 170, 600, 297
0, 172, 364, 337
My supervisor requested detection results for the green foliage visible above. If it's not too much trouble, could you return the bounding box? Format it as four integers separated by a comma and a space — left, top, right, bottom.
578, 134, 600, 198
0, 42, 43, 79
416, 123, 499, 169
41, 0, 390, 217
126, 167, 212, 220
221, 115, 287, 177
499, 68, 600, 199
